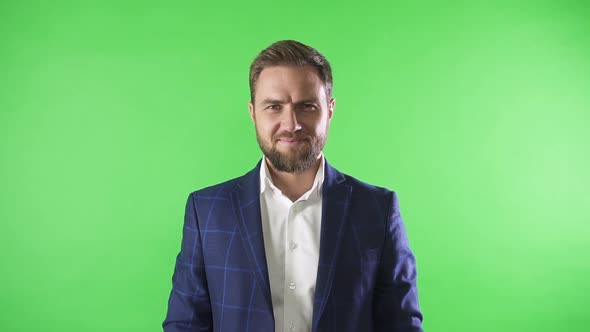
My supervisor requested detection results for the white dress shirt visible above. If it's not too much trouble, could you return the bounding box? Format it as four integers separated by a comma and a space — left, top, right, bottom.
259, 154, 325, 332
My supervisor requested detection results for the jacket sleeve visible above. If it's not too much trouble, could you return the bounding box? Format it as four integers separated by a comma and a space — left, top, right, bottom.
373, 191, 424, 332
163, 192, 213, 332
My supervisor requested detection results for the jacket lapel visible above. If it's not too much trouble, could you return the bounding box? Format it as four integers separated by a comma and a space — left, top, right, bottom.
230, 161, 273, 314
312, 162, 352, 331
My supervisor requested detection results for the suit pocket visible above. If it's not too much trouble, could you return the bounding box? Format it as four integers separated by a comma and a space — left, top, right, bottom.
365, 248, 379, 261
365, 247, 380, 262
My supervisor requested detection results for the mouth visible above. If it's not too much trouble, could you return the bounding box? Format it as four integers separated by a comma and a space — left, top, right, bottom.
277, 138, 305, 145
275, 136, 311, 147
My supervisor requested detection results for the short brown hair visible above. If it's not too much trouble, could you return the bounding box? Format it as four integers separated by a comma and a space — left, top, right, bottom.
249, 40, 333, 102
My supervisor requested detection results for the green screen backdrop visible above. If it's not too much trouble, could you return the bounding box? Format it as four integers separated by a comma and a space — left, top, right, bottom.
1, 1, 589, 331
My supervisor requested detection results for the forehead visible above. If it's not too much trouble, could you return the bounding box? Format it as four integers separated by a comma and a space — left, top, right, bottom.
255, 65, 325, 101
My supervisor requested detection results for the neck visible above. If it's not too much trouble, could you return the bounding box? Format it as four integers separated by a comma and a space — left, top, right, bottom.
265, 156, 322, 202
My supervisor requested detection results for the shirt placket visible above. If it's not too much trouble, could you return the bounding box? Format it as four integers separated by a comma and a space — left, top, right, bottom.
282, 201, 293, 332
283, 199, 304, 332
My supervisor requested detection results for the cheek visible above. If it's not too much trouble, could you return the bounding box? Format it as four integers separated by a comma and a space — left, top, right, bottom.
256, 120, 280, 138
306, 118, 329, 135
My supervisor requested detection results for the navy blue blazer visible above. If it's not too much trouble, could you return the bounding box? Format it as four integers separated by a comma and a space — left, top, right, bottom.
163, 160, 423, 332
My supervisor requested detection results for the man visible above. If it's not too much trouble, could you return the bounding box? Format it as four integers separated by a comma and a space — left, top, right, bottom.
163, 40, 423, 332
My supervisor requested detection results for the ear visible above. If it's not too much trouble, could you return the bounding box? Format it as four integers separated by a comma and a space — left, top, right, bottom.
328, 98, 335, 121
248, 101, 255, 123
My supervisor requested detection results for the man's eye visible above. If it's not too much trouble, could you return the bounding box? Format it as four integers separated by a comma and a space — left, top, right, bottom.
268, 105, 281, 110
303, 103, 317, 111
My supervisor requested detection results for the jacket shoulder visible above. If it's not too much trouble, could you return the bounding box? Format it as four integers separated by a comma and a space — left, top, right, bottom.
336, 169, 400, 214
340, 171, 395, 198
188, 164, 259, 198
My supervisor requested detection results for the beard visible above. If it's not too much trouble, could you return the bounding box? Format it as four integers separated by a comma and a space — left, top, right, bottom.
256, 129, 326, 173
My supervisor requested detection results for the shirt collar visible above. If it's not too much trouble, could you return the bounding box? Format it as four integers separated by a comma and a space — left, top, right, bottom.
259, 152, 325, 199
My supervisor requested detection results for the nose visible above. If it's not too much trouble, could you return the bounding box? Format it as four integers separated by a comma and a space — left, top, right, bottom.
281, 106, 302, 132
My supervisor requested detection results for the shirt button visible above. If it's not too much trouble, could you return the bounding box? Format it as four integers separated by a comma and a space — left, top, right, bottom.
289, 242, 298, 250
289, 282, 296, 290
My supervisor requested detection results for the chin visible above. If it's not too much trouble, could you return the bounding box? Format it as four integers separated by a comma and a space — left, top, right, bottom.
279, 146, 309, 156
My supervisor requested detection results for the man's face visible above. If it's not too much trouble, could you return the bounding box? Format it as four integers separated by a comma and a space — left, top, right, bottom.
248, 65, 335, 173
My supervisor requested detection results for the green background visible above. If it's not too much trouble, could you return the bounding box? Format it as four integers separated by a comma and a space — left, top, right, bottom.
1, 1, 589, 331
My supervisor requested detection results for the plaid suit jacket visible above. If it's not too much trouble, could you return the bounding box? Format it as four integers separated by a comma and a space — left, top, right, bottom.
163, 160, 423, 332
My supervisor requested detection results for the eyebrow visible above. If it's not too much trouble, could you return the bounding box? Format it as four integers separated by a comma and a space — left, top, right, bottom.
259, 99, 285, 106
259, 98, 319, 106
